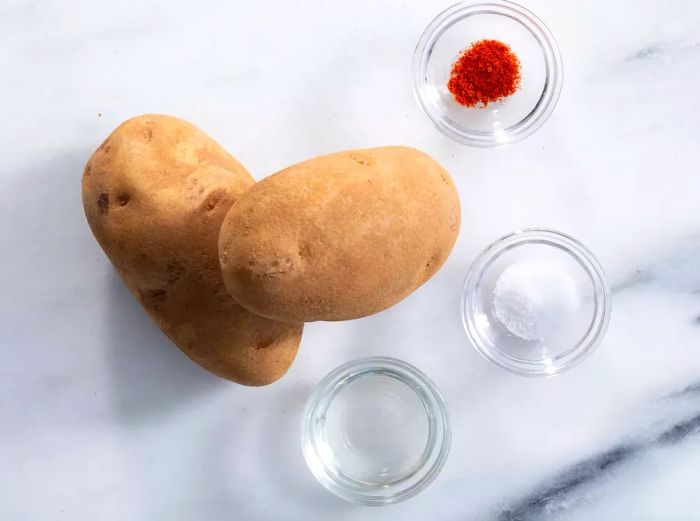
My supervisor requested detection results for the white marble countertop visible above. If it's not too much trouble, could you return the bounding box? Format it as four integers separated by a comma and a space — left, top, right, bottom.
2, 0, 700, 519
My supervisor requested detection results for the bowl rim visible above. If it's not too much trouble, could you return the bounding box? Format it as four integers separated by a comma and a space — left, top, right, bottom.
300, 356, 451, 505
461, 229, 612, 376
412, 0, 564, 147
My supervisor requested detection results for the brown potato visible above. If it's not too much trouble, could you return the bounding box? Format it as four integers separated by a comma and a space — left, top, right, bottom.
218, 146, 460, 322
82, 114, 302, 385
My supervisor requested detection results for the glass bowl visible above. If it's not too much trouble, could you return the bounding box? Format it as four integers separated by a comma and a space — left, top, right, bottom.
412, 0, 563, 147
301, 357, 450, 505
461, 229, 611, 376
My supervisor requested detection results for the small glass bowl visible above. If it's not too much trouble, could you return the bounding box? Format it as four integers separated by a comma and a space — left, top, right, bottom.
301, 357, 450, 505
412, 0, 563, 147
461, 229, 611, 376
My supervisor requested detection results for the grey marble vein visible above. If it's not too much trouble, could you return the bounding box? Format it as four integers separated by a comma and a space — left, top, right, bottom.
611, 269, 652, 294
626, 42, 700, 62
666, 381, 700, 399
613, 233, 700, 295
498, 410, 700, 521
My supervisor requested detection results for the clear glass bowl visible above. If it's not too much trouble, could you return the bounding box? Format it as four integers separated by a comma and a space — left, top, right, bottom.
301, 357, 450, 505
412, 0, 563, 147
461, 229, 611, 376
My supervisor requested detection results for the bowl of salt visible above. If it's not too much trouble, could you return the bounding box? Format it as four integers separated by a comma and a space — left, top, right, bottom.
461, 229, 611, 376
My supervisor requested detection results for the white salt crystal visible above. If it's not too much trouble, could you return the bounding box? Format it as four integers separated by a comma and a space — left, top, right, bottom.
492, 261, 580, 341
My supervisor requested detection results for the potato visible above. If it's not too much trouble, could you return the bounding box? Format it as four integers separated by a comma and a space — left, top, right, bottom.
218, 146, 460, 322
82, 114, 303, 386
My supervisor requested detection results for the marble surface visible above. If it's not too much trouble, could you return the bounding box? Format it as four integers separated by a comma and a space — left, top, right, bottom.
2, 0, 700, 519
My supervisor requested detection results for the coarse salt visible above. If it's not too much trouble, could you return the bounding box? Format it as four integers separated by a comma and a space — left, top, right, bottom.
492, 261, 580, 341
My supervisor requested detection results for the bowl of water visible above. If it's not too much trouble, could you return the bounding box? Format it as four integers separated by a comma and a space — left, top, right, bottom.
301, 357, 451, 505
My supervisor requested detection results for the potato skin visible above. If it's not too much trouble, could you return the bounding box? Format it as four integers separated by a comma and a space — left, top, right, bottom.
218, 146, 460, 322
82, 114, 302, 385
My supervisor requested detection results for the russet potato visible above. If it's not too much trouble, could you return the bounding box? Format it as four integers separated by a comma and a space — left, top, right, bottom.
82, 114, 303, 385
218, 146, 460, 322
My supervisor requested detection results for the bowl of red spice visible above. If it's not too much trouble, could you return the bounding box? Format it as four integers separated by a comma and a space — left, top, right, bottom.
412, 0, 563, 147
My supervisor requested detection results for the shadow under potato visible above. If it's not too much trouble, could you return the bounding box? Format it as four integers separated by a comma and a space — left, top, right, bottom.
107, 271, 224, 425
3, 144, 223, 422
206, 382, 356, 516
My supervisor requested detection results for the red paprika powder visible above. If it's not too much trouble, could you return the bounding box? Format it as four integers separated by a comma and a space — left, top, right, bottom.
447, 39, 521, 108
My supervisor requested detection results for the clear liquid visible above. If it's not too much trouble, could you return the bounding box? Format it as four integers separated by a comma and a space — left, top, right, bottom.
320, 374, 430, 485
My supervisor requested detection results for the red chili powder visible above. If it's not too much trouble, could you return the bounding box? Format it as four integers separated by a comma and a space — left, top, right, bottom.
447, 39, 522, 108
